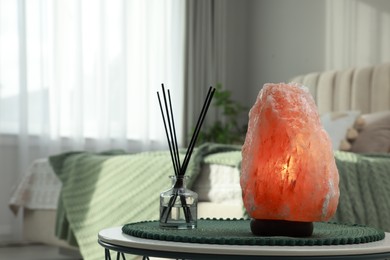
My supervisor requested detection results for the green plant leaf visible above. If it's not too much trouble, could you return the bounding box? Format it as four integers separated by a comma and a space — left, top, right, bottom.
194, 84, 248, 145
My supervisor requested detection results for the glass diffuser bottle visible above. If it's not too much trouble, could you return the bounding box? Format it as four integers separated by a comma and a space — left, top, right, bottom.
157, 85, 214, 230
159, 175, 198, 229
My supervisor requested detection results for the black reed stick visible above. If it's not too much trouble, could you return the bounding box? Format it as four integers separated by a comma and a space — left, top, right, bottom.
157, 92, 177, 175
158, 84, 215, 225
168, 89, 181, 174
180, 86, 215, 176
161, 84, 180, 175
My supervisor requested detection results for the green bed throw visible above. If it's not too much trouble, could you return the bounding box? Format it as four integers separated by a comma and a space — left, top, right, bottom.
50, 145, 390, 260
332, 151, 390, 230
49, 143, 241, 260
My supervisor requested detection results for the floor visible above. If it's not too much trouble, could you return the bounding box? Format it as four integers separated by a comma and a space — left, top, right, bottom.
0, 244, 81, 260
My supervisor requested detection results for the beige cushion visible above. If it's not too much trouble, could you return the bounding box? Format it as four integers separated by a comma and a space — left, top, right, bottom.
350, 111, 390, 153
346, 128, 359, 141
339, 139, 352, 151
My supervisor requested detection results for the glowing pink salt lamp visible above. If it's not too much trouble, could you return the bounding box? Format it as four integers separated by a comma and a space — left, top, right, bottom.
241, 82, 340, 236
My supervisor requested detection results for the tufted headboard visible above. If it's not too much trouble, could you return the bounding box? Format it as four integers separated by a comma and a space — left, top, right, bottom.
290, 63, 390, 114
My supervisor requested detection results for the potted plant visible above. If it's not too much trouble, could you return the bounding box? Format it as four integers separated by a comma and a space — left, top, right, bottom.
197, 84, 247, 145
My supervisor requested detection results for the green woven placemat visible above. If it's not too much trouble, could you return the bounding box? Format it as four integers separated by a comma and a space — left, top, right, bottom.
122, 218, 385, 246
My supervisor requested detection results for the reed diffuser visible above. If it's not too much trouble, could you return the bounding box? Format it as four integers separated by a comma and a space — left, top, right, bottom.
157, 84, 215, 229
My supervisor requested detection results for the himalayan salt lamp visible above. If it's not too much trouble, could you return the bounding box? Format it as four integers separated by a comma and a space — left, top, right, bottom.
241, 82, 339, 237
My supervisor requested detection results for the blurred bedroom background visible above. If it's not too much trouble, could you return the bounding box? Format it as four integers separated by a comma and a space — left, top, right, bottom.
1, 0, 390, 249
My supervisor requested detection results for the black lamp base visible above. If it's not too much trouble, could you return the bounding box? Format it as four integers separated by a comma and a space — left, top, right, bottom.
250, 219, 313, 237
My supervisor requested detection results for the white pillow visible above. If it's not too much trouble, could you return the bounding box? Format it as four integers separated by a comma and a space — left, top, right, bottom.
320, 111, 361, 150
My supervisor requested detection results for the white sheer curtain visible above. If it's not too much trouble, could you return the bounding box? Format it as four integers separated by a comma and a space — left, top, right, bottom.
0, 0, 184, 239
325, 0, 390, 70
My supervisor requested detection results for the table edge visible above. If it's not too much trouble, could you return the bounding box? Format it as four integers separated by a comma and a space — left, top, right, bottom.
98, 226, 390, 257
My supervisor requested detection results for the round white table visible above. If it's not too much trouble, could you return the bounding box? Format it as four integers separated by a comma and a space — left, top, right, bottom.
98, 227, 390, 259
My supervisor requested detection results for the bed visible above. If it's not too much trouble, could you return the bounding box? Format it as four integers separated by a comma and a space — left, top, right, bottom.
8, 144, 245, 259
9, 62, 390, 260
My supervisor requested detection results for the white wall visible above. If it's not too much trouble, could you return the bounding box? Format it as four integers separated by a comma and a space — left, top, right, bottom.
224, 0, 250, 105
246, 0, 327, 104
221, 0, 328, 121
